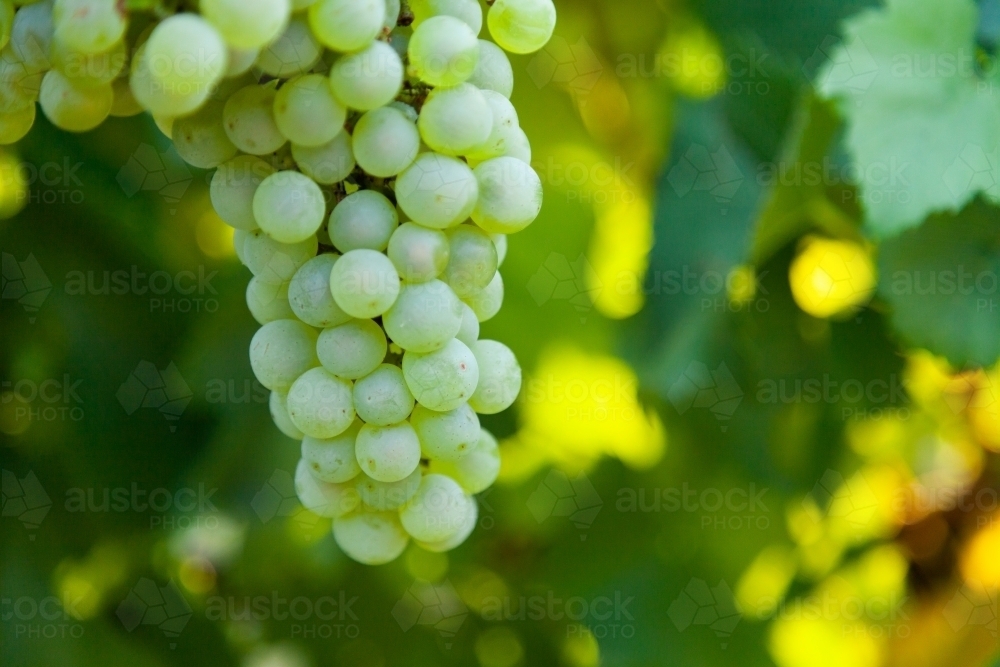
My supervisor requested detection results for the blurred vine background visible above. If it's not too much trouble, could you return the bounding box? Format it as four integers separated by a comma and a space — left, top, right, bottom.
3, 0, 1000, 666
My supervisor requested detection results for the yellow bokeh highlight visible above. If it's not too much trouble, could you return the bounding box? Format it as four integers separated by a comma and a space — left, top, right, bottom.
768, 614, 881, 667
54, 542, 131, 620
179, 556, 217, 594
789, 237, 875, 319
960, 518, 1000, 588
736, 545, 798, 619
287, 509, 332, 545
589, 191, 654, 319
405, 546, 449, 582
457, 567, 510, 616
657, 19, 727, 99
474, 627, 524, 667
196, 209, 235, 259
727, 264, 758, 304
562, 627, 601, 667
0, 149, 27, 219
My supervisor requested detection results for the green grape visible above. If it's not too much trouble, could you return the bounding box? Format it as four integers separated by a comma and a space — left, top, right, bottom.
411, 0, 482, 34
51, 37, 126, 88
329, 190, 398, 252
269, 390, 304, 439
292, 131, 355, 184
382, 279, 463, 353
273, 74, 345, 147
52, 0, 125, 55
249, 319, 319, 391
429, 427, 499, 494
462, 269, 503, 321
415, 494, 476, 552
353, 364, 415, 426
141, 14, 228, 100
418, 83, 493, 156
225, 47, 258, 77
0, 1, 12, 51
317, 318, 387, 379
211, 155, 275, 230
395, 153, 479, 229
408, 15, 479, 87
152, 113, 174, 138
492, 233, 508, 266
201, 0, 291, 50
442, 224, 498, 297
402, 337, 479, 411
355, 421, 421, 483
410, 402, 479, 461
382, 0, 400, 30
252, 170, 326, 243
287, 366, 355, 438
301, 418, 362, 483
468, 339, 521, 414
399, 473, 469, 542
333, 509, 409, 564
243, 230, 318, 284
471, 156, 542, 233
109, 77, 142, 117
487, 0, 556, 55
288, 253, 353, 328
0, 58, 43, 115
466, 89, 519, 161
0, 103, 34, 143
223, 82, 287, 155
254, 16, 322, 78
295, 458, 359, 518
502, 125, 531, 164
309, 0, 384, 53
455, 301, 479, 346
387, 222, 450, 283
38, 70, 112, 132
129, 43, 208, 118
468, 39, 513, 98
246, 276, 294, 324
388, 100, 418, 123
329, 40, 403, 111
233, 228, 251, 265
355, 466, 420, 511
352, 106, 419, 177
8, 1, 53, 75
329, 248, 401, 318
172, 99, 238, 169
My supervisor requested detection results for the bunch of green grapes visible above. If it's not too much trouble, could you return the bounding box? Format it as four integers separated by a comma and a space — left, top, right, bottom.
0, 0, 555, 564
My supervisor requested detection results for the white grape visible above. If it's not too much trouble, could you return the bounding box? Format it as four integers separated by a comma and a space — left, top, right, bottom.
418, 82, 492, 156
234, 229, 251, 265
468, 40, 513, 98
442, 224, 498, 297
382, 279, 463, 353
295, 458, 359, 518
249, 319, 319, 392
201, 0, 291, 50
468, 339, 521, 413
355, 466, 420, 511
466, 89, 519, 161
329, 248, 400, 318
254, 16, 322, 78
252, 170, 326, 243
244, 231, 319, 284
487, 0, 556, 55
462, 269, 503, 321
211, 155, 275, 230
51, 37, 126, 88
402, 337, 479, 411
410, 402, 480, 461
382, 0, 401, 30
8, 1, 53, 75
429, 428, 499, 494
302, 419, 362, 483
287, 366, 355, 439
471, 156, 542, 233
287, 253, 353, 328
501, 125, 531, 164
354, 421, 421, 483
492, 233, 508, 266
329, 190, 398, 252
411, 0, 482, 34
225, 47, 259, 77
407, 14, 478, 87
329, 40, 403, 111
387, 222, 450, 283
455, 301, 479, 346
38, 69, 112, 132
309, 0, 384, 53
352, 105, 419, 177
269, 390, 304, 439
274, 74, 346, 147
395, 153, 478, 229
52, 0, 125, 55
172, 99, 238, 169
246, 276, 295, 324
399, 473, 469, 542
0, 103, 34, 143
415, 494, 476, 552
141, 14, 228, 100
333, 509, 409, 564
292, 131, 355, 184
223, 82, 286, 155
317, 318, 387, 380
353, 364, 415, 426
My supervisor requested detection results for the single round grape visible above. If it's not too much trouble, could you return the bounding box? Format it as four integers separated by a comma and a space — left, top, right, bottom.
387, 222, 450, 283
38, 70, 112, 132
201, 0, 291, 50
399, 473, 469, 542
302, 419, 362, 483
9, 1, 54, 75
455, 301, 480, 346
254, 16, 322, 78
51, 37, 126, 88
109, 77, 142, 117
492, 233, 508, 266
292, 132, 355, 184
234, 229, 251, 265
411, 402, 480, 461
317, 319, 387, 380
244, 231, 318, 284
471, 156, 543, 233
172, 99, 238, 169
246, 276, 294, 324
402, 338, 479, 411
288, 254, 353, 328
468, 339, 521, 414
468, 40, 513, 98
395, 153, 479, 229
487, 0, 556, 55
253, 170, 326, 243
211, 155, 275, 230
418, 83, 493, 156
329, 249, 400, 318
502, 126, 532, 164
329, 40, 403, 111
53, 0, 126, 55
355, 421, 421, 483
295, 458, 359, 518
333, 509, 409, 565
129, 43, 209, 118
352, 106, 419, 177
274, 74, 346, 147
383, 0, 401, 29
355, 467, 420, 511
442, 224, 498, 297
415, 494, 476, 552
429, 427, 499, 493
269, 390, 304, 439
462, 270, 503, 321
329, 190, 398, 252
383, 279, 463, 353
0, 103, 34, 144
467, 89, 519, 161
408, 15, 479, 87
353, 364, 415, 426
411, 0, 482, 34
223, 83, 286, 155
287, 366, 355, 439
225, 47, 259, 77
309, 0, 384, 52
143, 14, 228, 97
249, 319, 320, 392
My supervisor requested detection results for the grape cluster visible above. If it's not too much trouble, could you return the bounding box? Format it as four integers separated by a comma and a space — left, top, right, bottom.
0, 0, 555, 564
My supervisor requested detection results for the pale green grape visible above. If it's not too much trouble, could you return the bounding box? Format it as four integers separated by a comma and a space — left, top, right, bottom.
382, 0, 400, 30
468, 339, 521, 413
388, 100, 418, 123
0, 102, 34, 143
52, 0, 125, 54
492, 233, 508, 265
395, 153, 478, 229
274, 74, 346, 147
288, 253, 353, 328
462, 269, 503, 321
329, 190, 398, 252
249, 319, 319, 391
429, 427, 499, 493
246, 276, 295, 324
466, 89, 519, 161
353, 364, 414, 426
269, 390, 304, 439
487, 0, 556, 54
387, 222, 450, 283
287, 366, 355, 438
352, 106, 419, 177
302, 419, 362, 483
211, 155, 275, 230
317, 318, 387, 379
383, 279, 463, 353
8, 1, 53, 75
130, 42, 209, 118
254, 16, 322, 78
292, 131, 355, 184
225, 47, 258, 77
455, 301, 479, 346
109, 77, 142, 117
411, 0, 482, 34
402, 338, 479, 411
252, 170, 326, 243
142, 14, 228, 99
295, 458, 359, 518
38, 69, 112, 132
243, 230, 318, 284
502, 125, 531, 163
408, 15, 478, 87
442, 224, 498, 297
468, 39, 513, 98
223, 82, 286, 155
172, 99, 238, 169
410, 402, 479, 461
0, 58, 44, 114
234, 228, 251, 265
415, 494, 475, 552
309, 0, 384, 52
399, 473, 469, 542
51, 37, 125, 88
471, 156, 542, 233
0, 1, 12, 51
355, 466, 420, 511
355, 421, 421, 482
329, 248, 400, 318
418, 82, 492, 156
201, 0, 290, 50
329, 40, 403, 111
333, 509, 409, 564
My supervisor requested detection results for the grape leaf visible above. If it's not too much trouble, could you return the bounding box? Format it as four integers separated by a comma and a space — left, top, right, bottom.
817, 0, 1000, 237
